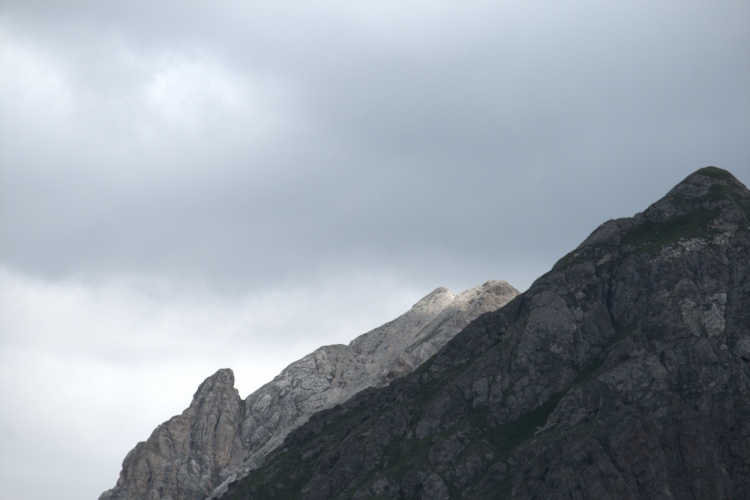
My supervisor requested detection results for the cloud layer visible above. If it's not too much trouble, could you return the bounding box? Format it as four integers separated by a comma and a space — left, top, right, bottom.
0, 266, 422, 498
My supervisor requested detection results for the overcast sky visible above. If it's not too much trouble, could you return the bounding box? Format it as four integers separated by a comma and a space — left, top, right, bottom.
0, 2, 748, 499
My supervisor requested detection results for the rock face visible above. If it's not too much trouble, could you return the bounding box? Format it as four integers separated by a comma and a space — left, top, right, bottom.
225, 167, 750, 499
100, 369, 244, 500
100, 281, 518, 500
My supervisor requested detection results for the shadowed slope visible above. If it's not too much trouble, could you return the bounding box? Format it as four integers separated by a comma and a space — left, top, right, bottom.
227, 167, 750, 499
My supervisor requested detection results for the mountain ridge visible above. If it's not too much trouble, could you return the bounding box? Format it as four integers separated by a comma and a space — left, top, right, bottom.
224, 166, 750, 499
99, 280, 519, 500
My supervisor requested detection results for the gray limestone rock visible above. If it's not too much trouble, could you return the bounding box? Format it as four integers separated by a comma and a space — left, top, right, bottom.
100, 281, 518, 500
99, 369, 244, 500
214, 280, 518, 495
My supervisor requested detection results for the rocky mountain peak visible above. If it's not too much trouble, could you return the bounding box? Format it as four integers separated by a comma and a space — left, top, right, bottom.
99, 369, 244, 500
192, 368, 236, 402
100, 281, 518, 500
640, 166, 749, 223
225, 167, 750, 499
666, 166, 745, 202
229, 280, 518, 480
553, 166, 748, 274
411, 286, 455, 312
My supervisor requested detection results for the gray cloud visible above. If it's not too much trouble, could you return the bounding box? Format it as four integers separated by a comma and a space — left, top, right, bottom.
0, 2, 749, 499
3, 2, 749, 294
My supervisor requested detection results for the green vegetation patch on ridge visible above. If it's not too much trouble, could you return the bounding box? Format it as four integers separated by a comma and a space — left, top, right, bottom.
622, 208, 719, 253
695, 166, 735, 182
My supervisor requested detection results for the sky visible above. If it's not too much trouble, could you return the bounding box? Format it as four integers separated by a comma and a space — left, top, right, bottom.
0, 1, 748, 499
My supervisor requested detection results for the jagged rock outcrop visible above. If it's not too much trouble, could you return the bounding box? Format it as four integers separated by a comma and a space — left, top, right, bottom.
225, 167, 750, 499
100, 281, 518, 500
100, 369, 244, 500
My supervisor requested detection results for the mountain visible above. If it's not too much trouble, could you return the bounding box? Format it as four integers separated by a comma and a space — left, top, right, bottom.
99, 281, 519, 500
224, 167, 750, 499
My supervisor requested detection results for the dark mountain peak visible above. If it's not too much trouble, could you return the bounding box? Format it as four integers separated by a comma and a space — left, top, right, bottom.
553, 166, 749, 273
670, 166, 744, 199
227, 168, 750, 499
679, 166, 746, 195
641, 166, 749, 223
